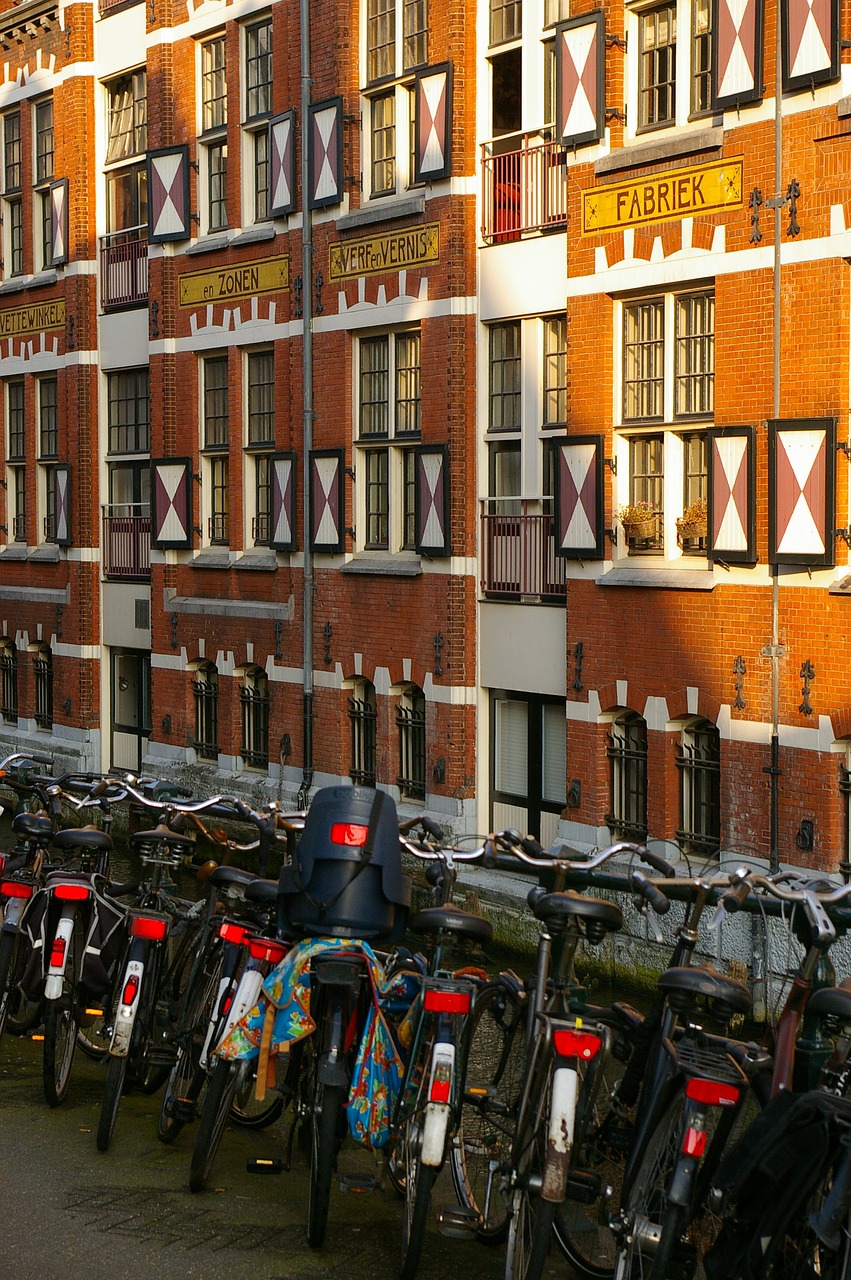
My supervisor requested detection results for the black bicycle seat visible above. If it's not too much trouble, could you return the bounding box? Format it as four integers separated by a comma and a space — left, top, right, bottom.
807, 985, 851, 1022
658, 964, 751, 1017
12, 812, 54, 842
530, 890, 624, 938
408, 905, 494, 946
52, 825, 112, 853
244, 877, 279, 908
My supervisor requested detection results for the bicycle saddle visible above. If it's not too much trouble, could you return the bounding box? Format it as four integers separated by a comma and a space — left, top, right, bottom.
658, 964, 751, 1017
529, 889, 624, 942
807, 984, 851, 1022
409, 905, 494, 946
12, 812, 54, 842
52, 825, 112, 853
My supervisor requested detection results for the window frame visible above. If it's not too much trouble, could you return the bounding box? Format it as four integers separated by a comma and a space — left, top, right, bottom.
348, 679, 378, 786
192, 662, 219, 761
606, 711, 648, 842
355, 328, 421, 553
244, 348, 275, 546
396, 684, 426, 801
676, 717, 721, 856
239, 666, 269, 769
33, 97, 54, 271
201, 355, 230, 545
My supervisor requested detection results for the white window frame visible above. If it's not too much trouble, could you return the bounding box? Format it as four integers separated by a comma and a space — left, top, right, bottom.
242, 347, 275, 547
36, 375, 58, 545
200, 354, 230, 547
32, 96, 53, 273
241, 16, 273, 224
625, 0, 714, 139
198, 33, 228, 235
360, 0, 426, 199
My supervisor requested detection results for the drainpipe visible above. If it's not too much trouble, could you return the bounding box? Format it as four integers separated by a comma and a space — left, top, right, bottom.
297, 0, 314, 809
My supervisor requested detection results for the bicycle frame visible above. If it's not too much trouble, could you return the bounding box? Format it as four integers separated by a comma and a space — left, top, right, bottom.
109, 909, 171, 1057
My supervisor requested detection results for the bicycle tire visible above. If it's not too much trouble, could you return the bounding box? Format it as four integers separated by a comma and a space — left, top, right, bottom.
308, 1079, 346, 1247
0, 928, 28, 1043
189, 1057, 239, 1192
76, 1015, 111, 1061
503, 1041, 555, 1280
229, 1056, 286, 1129
97, 1053, 129, 1152
614, 1091, 686, 1280
451, 978, 526, 1243
158, 941, 223, 1142
42, 918, 81, 1107
400, 1113, 439, 1280
761, 1161, 851, 1280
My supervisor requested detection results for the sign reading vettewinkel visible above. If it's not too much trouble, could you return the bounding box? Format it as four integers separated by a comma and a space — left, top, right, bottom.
582, 158, 744, 234
179, 255, 289, 306
329, 223, 440, 280
0, 298, 65, 337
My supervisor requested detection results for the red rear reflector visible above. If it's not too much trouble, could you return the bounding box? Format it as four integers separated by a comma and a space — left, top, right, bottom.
219, 922, 248, 945
330, 822, 369, 847
685, 1079, 740, 1107
0, 855, 7, 875
552, 1029, 602, 1060
130, 915, 169, 942
2, 881, 33, 899
247, 937, 288, 964
50, 937, 66, 967
122, 975, 140, 1006
682, 1127, 708, 1157
53, 882, 91, 901
423, 988, 472, 1015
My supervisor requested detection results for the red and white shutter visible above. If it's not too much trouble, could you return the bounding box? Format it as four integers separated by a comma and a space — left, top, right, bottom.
556, 13, 605, 148
54, 464, 71, 545
553, 435, 604, 559
148, 147, 191, 243
712, 0, 765, 109
270, 452, 296, 551
309, 450, 344, 552
308, 98, 343, 210
781, 0, 840, 92
414, 64, 453, 183
415, 446, 449, 556
151, 459, 193, 550
269, 111, 296, 217
49, 179, 68, 266
769, 418, 836, 568
707, 427, 756, 564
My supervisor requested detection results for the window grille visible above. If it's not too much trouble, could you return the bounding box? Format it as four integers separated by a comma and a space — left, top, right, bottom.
606, 713, 648, 841
349, 686, 377, 786
192, 666, 219, 761
397, 689, 426, 800
33, 647, 53, 730
676, 720, 720, 855
0, 643, 17, 724
239, 670, 269, 768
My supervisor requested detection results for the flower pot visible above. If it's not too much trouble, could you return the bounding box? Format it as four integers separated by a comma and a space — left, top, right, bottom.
623, 516, 656, 540
676, 518, 707, 543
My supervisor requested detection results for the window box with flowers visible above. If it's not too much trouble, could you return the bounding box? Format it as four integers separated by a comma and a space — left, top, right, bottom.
618, 500, 658, 542
676, 497, 708, 546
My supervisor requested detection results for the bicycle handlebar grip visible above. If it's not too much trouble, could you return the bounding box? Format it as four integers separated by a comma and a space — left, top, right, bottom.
630, 869, 671, 915
169, 784, 194, 799
720, 880, 752, 913
26, 753, 54, 767
636, 847, 676, 877
519, 833, 546, 857
419, 816, 446, 842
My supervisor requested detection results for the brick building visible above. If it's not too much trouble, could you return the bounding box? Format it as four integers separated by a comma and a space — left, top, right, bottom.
0, 0, 850, 869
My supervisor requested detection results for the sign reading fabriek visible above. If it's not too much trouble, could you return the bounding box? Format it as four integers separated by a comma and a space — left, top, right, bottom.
329, 223, 440, 280
179, 255, 289, 307
582, 158, 744, 234
0, 298, 65, 337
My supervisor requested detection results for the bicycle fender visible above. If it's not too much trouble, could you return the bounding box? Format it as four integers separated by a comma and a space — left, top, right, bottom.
542, 1065, 578, 1202
1, 899, 25, 929
421, 1102, 451, 1167
208, 968, 264, 1061
44, 911, 75, 1000
669, 1151, 700, 1207
110, 956, 145, 1056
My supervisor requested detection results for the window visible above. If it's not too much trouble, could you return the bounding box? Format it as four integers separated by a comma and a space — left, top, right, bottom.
397, 685, 426, 800
192, 663, 219, 761
106, 71, 147, 163
244, 19, 273, 223
489, 322, 521, 432
639, 3, 676, 129
0, 640, 17, 724
107, 369, 151, 547
543, 315, 567, 429
202, 356, 229, 545
355, 330, 421, 551
691, 0, 712, 115
491, 692, 566, 844
104, 71, 147, 302
3, 111, 22, 277
607, 711, 648, 841
240, 667, 269, 768
628, 434, 664, 551
37, 377, 59, 543
349, 680, 377, 786
34, 98, 54, 271
363, 0, 427, 197
201, 35, 228, 232
33, 645, 53, 730
6, 380, 25, 542
108, 368, 150, 455
633, 0, 714, 132
676, 718, 720, 856
490, 0, 521, 45
245, 349, 274, 545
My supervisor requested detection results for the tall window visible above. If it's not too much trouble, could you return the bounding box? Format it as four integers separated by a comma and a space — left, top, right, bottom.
634, 0, 713, 130
33, 98, 54, 271
349, 680, 377, 786
202, 356, 229, 544
240, 667, 269, 768
492, 693, 566, 844
33, 645, 53, 730
364, 0, 427, 197
676, 719, 720, 856
0, 640, 17, 724
244, 18, 273, 222
675, 293, 715, 417
245, 349, 274, 545
692, 0, 713, 114
107, 369, 151, 520
628, 434, 664, 551
639, 3, 676, 129
38, 377, 59, 543
607, 712, 648, 841
3, 111, 22, 277
490, 0, 522, 44
6, 379, 25, 542
201, 35, 228, 232
543, 315, 567, 429
356, 330, 421, 551
192, 663, 219, 761
489, 322, 521, 432
105, 71, 147, 238
397, 685, 426, 800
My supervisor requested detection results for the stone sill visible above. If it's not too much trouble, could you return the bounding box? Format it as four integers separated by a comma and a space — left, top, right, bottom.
594, 126, 724, 177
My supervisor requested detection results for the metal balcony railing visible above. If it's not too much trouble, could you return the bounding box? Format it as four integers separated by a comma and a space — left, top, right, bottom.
100, 226, 148, 309
480, 498, 567, 601
481, 131, 569, 244
102, 504, 151, 579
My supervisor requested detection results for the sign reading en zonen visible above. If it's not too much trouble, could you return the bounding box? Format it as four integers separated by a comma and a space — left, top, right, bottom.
329, 223, 440, 280
582, 158, 744, 234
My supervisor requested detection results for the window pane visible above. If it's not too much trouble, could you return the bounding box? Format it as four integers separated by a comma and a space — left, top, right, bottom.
542, 702, 566, 803
623, 300, 664, 420
4, 112, 20, 190
403, 0, 428, 69
7, 380, 24, 459
360, 336, 389, 436
208, 141, 228, 230
245, 19, 272, 119
35, 99, 54, 184
367, 0, 395, 82
489, 322, 521, 431
202, 36, 227, 131
39, 378, 58, 457
639, 4, 677, 128
365, 448, 389, 547
108, 368, 150, 453
371, 93, 396, 195
490, 0, 522, 45
495, 698, 528, 795
106, 71, 147, 162
675, 293, 714, 417
543, 314, 567, 427
247, 350, 274, 443
253, 127, 269, 221
692, 0, 713, 115
395, 332, 421, 433
204, 357, 229, 447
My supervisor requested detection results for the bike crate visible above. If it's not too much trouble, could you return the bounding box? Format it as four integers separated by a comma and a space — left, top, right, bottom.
277, 785, 411, 942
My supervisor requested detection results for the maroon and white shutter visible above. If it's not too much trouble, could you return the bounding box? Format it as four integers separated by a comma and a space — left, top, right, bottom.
148, 146, 191, 244
151, 459, 193, 550
555, 13, 605, 148
54, 464, 71, 546
781, 0, 840, 92
707, 427, 756, 564
308, 98, 343, 210
712, 0, 765, 110
415, 446, 449, 556
553, 435, 605, 559
49, 179, 68, 266
414, 64, 453, 183
768, 418, 836, 568
269, 111, 296, 217
270, 452, 296, 552
309, 450, 344, 552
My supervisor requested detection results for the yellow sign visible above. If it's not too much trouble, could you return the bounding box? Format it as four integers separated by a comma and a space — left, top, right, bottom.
179, 255, 289, 307
582, 158, 744, 234
329, 223, 440, 280
0, 298, 65, 338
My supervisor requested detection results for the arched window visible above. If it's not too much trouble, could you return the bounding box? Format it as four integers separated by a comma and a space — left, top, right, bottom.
676, 718, 720, 857
0, 640, 17, 724
396, 685, 426, 800
348, 679, 377, 787
192, 662, 219, 761
32, 644, 53, 730
606, 711, 648, 841
239, 667, 269, 768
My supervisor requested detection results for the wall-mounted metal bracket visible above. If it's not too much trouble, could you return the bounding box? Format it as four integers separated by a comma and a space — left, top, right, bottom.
836, 527, 851, 547
837, 440, 851, 459
604, 456, 617, 475
605, 107, 627, 124
605, 33, 627, 51
605, 526, 618, 546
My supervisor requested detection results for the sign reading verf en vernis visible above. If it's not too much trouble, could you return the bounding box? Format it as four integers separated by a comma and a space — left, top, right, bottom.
582, 158, 744, 234
179, 255, 289, 306
0, 298, 66, 337
329, 223, 440, 279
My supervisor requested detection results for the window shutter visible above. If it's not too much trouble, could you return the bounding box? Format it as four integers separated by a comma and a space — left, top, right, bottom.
54, 464, 71, 545
270, 451, 296, 551
768, 417, 836, 568
707, 426, 756, 565
414, 63, 453, 183
49, 179, 68, 266
556, 12, 605, 147
414, 445, 449, 556
781, 0, 840, 92
495, 699, 528, 795
712, 0, 765, 109
309, 449, 344, 552
148, 146, 191, 243
269, 111, 296, 217
151, 458, 193, 550
553, 434, 605, 559
542, 703, 566, 804
308, 97, 343, 210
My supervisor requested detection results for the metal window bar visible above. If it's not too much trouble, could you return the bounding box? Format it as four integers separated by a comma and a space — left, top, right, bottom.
480, 135, 569, 243
479, 499, 567, 600
33, 649, 53, 730
239, 681, 269, 768
348, 695, 377, 787
396, 701, 426, 800
101, 505, 151, 578
192, 673, 219, 761
675, 730, 720, 855
606, 718, 648, 841
100, 228, 149, 309
0, 646, 17, 723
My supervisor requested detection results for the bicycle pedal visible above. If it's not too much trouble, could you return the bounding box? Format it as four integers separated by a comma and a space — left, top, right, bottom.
166, 1096, 196, 1123
566, 1170, 601, 1203
246, 1157, 283, 1174
146, 1047, 177, 1067
338, 1172, 376, 1194
437, 1205, 480, 1238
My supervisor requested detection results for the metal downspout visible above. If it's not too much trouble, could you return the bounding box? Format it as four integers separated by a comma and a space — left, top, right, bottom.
298, 0, 314, 809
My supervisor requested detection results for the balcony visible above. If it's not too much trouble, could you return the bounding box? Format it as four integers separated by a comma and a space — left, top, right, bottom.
102, 504, 151, 579
480, 499, 566, 602
481, 132, 569, 245
100, 226, 148, 309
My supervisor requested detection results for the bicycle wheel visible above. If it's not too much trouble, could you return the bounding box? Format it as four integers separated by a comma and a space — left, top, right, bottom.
762, 1164, 851, 1280
614, 1091, 686, 1280
189, 1057, 239, 1192
42, 919, 81, 1107
308, 1079, 346, 1247
451, 978, 526, 1242
400, 1111, 439, 1280
158, 941, 223, 1143
97, 1054, 129, 1152
504, 1044, 557, 1280
229, 1056, 286, 1129
0, 928, 29, 1043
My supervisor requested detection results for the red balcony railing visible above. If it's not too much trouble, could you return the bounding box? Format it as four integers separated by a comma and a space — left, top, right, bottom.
481, 132, 569, 244
102, 505, 151, 579
100, 226, 148, 309
480, 499, 567, 601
